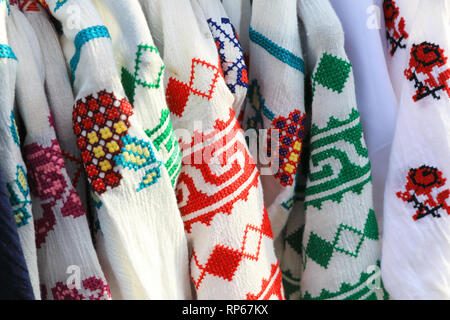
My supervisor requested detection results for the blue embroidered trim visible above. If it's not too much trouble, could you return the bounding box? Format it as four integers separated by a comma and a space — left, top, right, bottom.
70, 26, 111, 83
249, 25, 304, 73
0, 44, 17, 60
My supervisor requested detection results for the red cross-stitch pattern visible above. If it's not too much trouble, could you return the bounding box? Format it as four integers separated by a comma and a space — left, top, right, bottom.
19, 0, 40, 11
190, 208, 273, 290
73, 90, 133, 194
383, 0, 409, 56
404, 42, 450, 102
166, 58, 221, 117
397, 165, 450, 221
246, 263, 284, 300
176, 109, 260, 232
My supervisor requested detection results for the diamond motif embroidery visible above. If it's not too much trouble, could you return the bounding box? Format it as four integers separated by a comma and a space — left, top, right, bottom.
114, 135, 162, 191
305, 210, 378, 269
190, 208, 273, 289
312, 53, 351, 96
121, 44, 165, 105
166, 58, 221, 117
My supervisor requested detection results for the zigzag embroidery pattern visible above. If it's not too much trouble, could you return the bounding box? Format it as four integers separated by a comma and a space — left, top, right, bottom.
302, 261, 389, 300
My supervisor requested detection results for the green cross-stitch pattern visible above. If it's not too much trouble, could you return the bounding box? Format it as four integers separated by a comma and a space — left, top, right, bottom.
285, 225, 304, 257
305, 210, 378, 269
312, 52, 351, 96
305, 109, 372, 209
120, 44, 165, 105
302, 260, 388, 300
145, 109, 182, 187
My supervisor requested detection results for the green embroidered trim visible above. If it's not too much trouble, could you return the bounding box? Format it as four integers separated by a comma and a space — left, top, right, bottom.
145, 109, 181, 187
120, 44, 165, 105
7, 165, 32, 227
305, 109, 372, 209
302, 260, 385, 300
305, 210, 378, 269
312, 52, 352, 98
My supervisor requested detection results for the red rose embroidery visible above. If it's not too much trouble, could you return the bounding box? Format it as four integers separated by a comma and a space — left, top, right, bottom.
397, 166, 450, 221
404, 42, 450, 101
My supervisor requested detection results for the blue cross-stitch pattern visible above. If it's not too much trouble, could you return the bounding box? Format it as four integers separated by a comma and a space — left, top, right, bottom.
207, 17, 248, 93
114, 135, 162, 191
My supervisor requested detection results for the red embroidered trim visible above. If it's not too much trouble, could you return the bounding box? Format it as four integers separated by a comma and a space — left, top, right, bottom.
176, 109, 260, 232
246, 263, 284, 300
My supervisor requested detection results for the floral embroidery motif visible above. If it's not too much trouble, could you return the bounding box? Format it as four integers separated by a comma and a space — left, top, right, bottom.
404, 42, 450, 102
247, 80, 306, 187
397, 165, 450, 221
24, 139, 85, 248
268, 111, 306, 187
50, 277, 110, 300
73, 90, 133, 194
114, 135, 162, 191
383, 0, 409, 56
6, 165, 32, 227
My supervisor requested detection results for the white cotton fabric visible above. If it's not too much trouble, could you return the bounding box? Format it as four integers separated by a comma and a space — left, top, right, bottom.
382, 0, 450, 299
8, 2, 109, 300
0, 1, 40, 299
43, 0, 191, 300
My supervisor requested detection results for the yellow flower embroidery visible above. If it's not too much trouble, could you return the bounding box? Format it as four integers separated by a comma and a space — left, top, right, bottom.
106, 141, 119, 153
289, 152, 299, 163
100, 128, 113, 140
284, 163, 295, 174
88, 132, 99, 144
114, 121, 127, 134
99, 160, 112, 172
93, 146, 105, 158
293, 141, 302, 151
